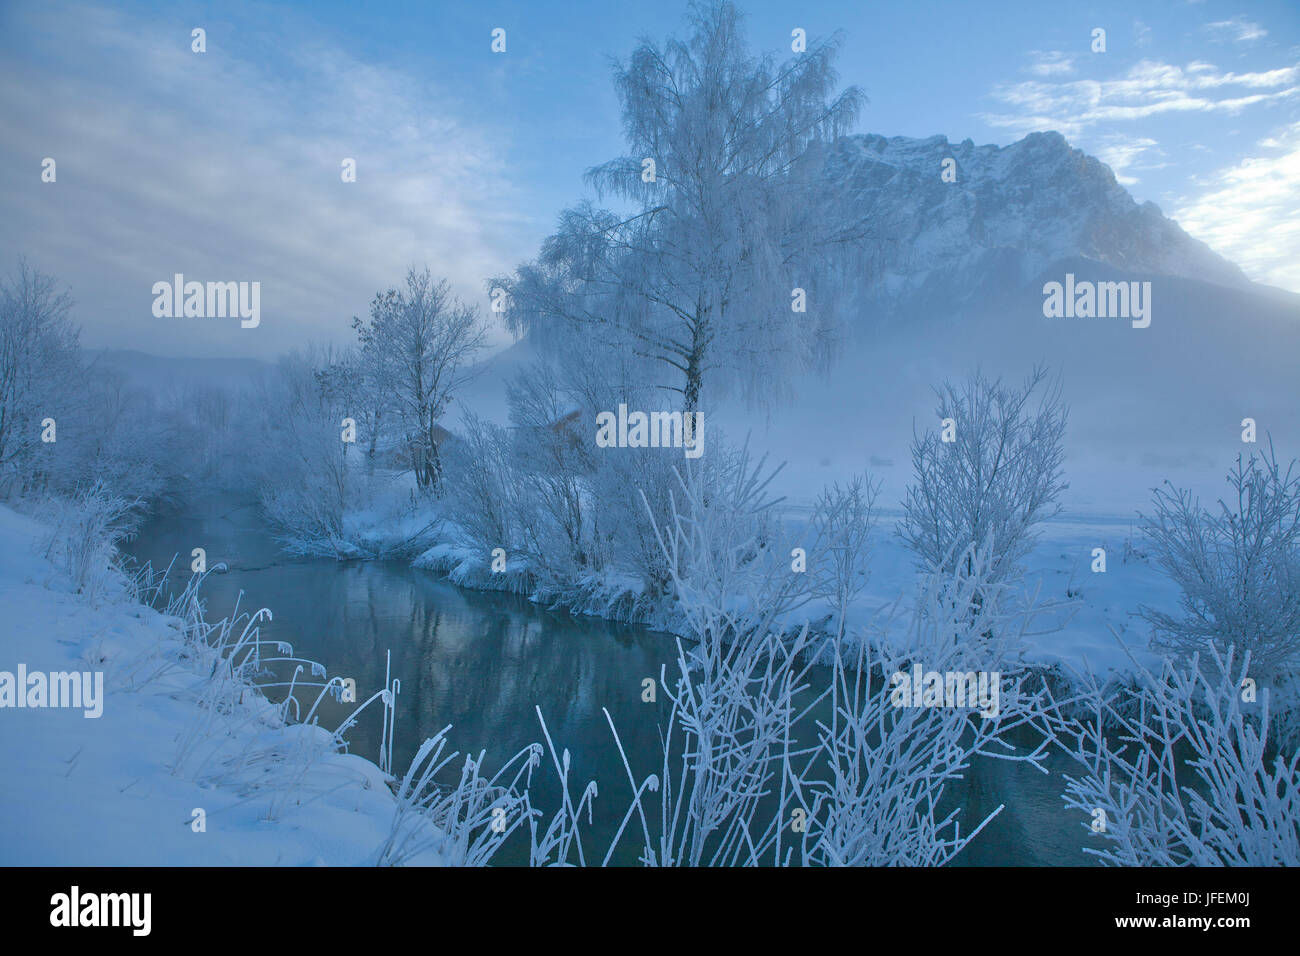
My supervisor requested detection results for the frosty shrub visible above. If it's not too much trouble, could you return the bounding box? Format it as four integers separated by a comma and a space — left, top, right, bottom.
39, 479, 141, 602
651, 439, 814, 629
250, 350, 354, 555
1049, 645, 1300, 866
505, 363, 594, 582
1140, 441, 1300, 683
795, 545, 1053, 866
587, 425, 682, 598
809, 473, 879, 628
528, 460, 1053, 866
600, 446, 826, 865
899, 365, 1068, 588
441, 411, 523, 561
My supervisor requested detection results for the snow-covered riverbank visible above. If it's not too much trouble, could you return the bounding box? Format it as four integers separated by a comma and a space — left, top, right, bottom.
0, 504, 444, 866
302, 470, 1183, 682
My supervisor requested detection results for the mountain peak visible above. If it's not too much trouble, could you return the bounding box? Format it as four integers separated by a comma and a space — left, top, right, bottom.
828, 130, 1250, 304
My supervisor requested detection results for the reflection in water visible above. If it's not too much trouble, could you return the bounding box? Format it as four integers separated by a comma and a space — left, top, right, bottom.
126, 496, 1090, 866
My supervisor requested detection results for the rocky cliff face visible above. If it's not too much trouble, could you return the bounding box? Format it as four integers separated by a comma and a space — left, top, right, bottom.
825, 130, 1251, 309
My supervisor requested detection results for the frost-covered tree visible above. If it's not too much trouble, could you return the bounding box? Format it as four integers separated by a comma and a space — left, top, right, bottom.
249, 348, 354, 554
0, 261, 81, 497
353, 268, 486, 491
59, 366, 172, 504
1140, 441, 1300, 682
899, 366, 1068, 589
495, 1, 866, 411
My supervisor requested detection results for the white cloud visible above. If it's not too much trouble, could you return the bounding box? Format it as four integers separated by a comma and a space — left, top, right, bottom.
1025, 51, 1075, 77
1173, 122, 1300, 292
1094, 136, 1161, 185
980, 59, 1300, 138
1203, 17, 1268, 44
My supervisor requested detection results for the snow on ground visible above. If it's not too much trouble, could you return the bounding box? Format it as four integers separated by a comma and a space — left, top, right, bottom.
0, 504, 441, 866
779, 505, 1178, 679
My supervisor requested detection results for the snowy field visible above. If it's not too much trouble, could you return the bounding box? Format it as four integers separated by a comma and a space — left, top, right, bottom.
796, 507, 1180, 677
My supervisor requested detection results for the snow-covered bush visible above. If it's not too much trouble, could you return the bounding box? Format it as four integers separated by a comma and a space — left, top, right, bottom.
809, 473, 879, 628
899, 365, 1068, 588
504, 363, 594, 582
467, 445, 827, 866
556, 337, 691, 596
1140, 441, 1300, 683
248, 349, 355, 554
1048, 645, 1300, 865
649, 439, 816, 630
595, 447, 823, 865
440, 410, 524, 564
38, 479, 141, 602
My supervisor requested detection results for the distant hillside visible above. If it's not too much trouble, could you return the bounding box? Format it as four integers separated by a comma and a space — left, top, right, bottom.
89, 349, 271, 390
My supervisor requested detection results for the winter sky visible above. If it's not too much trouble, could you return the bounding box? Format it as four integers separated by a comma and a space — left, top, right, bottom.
0, 0, 1296, 358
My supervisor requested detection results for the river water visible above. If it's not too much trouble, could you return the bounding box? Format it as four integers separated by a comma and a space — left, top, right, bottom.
125, 494, 1091, 866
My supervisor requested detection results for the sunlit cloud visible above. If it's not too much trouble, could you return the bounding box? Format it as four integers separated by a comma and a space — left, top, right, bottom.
1093, 136, 1161, 185
1173, 121, 1300, 292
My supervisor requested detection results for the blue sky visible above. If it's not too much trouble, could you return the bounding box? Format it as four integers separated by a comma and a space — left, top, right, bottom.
1, 0, 1296, 358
